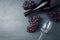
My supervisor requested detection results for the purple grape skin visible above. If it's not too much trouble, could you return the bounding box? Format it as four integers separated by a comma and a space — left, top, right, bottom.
23, 0, 36, 10
49, 11, 60, 22
27, 16, 41, 32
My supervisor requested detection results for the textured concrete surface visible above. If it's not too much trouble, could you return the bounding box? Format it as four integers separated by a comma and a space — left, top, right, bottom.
0, 0, 41, 40
0, 0, 60, 40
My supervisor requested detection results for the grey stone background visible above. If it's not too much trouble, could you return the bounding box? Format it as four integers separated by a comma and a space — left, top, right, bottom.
0, 0, 60, 40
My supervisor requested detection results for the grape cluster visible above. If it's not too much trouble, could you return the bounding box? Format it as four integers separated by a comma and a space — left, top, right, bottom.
23, 0, 36, 10
49, 11, 60, 22
27, 16, 41, 33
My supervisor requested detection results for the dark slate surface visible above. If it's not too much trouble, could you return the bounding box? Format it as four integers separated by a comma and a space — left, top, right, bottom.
0, 0, 60, 40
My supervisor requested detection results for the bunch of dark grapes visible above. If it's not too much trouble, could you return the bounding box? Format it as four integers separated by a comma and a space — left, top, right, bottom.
27, 16, 41, 33
23, 0, 36, 10
49, 11, 60, 22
